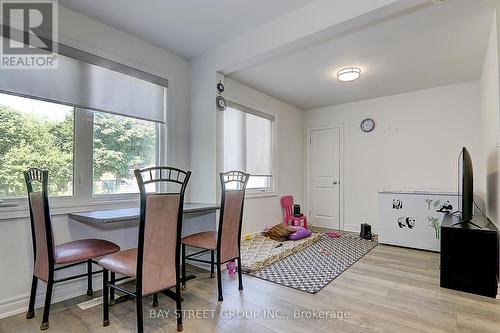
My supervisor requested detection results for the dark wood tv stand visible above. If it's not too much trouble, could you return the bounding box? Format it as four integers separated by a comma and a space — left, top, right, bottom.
440, 213, 499, 298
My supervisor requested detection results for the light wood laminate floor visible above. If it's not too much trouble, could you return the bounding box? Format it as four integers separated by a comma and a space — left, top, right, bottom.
1, 244, 499, 333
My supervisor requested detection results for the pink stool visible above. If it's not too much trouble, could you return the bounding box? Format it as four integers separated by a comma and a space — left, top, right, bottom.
281, 195, 308, 229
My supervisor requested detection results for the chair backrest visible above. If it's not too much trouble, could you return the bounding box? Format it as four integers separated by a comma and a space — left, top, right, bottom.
24, 168, 54, 282
281, 195, 294, 218
134, 166, 191, 296
218, 171, 249, 264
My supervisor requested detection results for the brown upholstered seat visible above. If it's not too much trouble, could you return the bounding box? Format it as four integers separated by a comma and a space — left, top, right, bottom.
181, 171, 249, 302
98, 248, 137, 277
181, 231, 217, 250
23, 168, 121, 331
55, 239, 120, 264
100, 167, 191, 333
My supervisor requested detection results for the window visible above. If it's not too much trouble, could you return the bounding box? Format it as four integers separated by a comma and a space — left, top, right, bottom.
224, 103, 275, 192
0, 94, 74, 198
0, 45, 167, 208
93, 112, 157, 195
0, 92, 161, 201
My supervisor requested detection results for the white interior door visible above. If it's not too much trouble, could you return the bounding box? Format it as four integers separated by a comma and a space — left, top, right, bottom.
309, 128, 340, 229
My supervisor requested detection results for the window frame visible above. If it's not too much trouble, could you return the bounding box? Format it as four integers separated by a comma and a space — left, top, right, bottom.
223, 100, 278, 197
0, 96, 166, 214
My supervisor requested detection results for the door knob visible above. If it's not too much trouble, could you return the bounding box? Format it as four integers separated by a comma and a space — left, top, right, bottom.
333, 181, 338, 185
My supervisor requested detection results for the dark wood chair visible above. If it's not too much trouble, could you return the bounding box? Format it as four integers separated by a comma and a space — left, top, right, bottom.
181, 171, 249, 301
24, 168, 120, 330
99, 166, 191, 333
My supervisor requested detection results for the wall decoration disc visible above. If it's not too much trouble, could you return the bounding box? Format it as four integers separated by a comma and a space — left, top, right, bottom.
217, 82, 225, 94
216, 96, 227, 111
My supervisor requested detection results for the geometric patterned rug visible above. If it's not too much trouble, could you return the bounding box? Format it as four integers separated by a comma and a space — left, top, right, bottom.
246, 235, 378, 293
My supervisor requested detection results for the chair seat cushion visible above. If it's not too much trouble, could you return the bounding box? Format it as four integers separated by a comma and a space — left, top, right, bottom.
181, 231, 217, 250
98, 248, 137, 277
54, 239, 120, 264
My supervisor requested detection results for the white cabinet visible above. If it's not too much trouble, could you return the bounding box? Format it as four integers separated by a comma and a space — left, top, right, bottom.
379, 191, 458, 252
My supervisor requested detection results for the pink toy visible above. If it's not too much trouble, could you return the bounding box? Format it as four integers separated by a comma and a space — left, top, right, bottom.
326, 231, 342, 238
281, 195, 308, 229
227, 261, 236, 276
289, 226, 312, 240
319, 248, 332, 257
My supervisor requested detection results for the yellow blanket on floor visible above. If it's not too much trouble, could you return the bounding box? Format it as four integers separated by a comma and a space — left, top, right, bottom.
240, 232, 322, 272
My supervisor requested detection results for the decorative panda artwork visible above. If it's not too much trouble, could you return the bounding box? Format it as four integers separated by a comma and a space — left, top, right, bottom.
425, 199, 433, 210
392, 198, 403, 209
380, 191, 458, 252
397, 217, 415, 229
436, 200, 453, 214
428, 216, 441, 239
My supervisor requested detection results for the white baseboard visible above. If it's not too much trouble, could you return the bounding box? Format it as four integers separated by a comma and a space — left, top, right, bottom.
0, 237, 255, 319
0, 276, 103, 320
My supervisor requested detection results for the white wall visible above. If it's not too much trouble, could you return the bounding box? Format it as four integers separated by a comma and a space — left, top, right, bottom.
223, 79, 304, 235
189, 0, 422, 204
305, 81, 482, 232
479, 4, 500, 288
57, 7, 191, 170
0, 7, 192, 318
480, 12, 500, 227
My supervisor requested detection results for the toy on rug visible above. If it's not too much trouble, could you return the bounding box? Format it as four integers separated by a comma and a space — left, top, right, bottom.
326, 231, 342, 238
263, 223, 296, 242
289, 226, 312, 240
227, 261, 236, 276
319, 248, 332, 257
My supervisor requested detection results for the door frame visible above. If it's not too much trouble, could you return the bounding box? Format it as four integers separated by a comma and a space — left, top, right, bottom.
306, 125, 344, 231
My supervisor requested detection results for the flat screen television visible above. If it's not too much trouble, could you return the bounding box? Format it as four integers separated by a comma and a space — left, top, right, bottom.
458, 147, 473, 222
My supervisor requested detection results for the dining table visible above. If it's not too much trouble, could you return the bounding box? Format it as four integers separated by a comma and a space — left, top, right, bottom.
69, 202, 220, 304
68, 203, 220, 225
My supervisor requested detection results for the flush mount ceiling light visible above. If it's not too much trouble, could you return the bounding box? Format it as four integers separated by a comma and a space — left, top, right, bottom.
337, 67, 361, 82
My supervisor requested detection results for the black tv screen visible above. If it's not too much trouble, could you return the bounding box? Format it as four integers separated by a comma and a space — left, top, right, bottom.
458, 147, 473, 221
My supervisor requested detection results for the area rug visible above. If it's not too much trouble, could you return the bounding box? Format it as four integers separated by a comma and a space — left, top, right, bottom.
240, 232, 323, 272
246, 235, 378, 293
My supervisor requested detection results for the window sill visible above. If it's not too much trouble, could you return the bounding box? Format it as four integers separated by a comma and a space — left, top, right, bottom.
245, 191, 277, 199
0, 203, 19, 208
0, 197, 139, 221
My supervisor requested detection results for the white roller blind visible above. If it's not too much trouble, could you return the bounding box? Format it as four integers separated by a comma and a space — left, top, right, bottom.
246, 113, 272, 175
224, 104, 273, 176
224, 107, 245, 171
0, 38, 167, 123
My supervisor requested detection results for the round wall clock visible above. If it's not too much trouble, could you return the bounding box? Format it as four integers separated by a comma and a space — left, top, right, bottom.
216, 96, 227, 111
360, 118, 375, 132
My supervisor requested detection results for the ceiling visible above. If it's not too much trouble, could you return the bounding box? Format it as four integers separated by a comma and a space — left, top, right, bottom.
59, 0, 315, 59
228, 0, 493, 110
